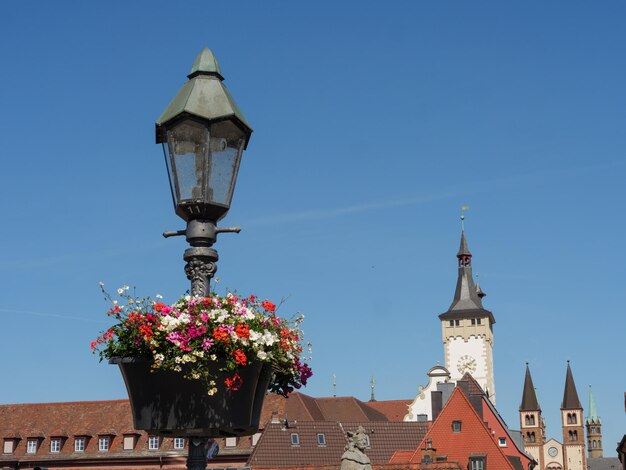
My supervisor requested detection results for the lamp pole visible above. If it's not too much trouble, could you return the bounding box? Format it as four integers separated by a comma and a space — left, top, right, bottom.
156, 48, 253, 470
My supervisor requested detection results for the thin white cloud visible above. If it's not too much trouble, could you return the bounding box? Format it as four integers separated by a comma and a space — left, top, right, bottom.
0, 308, 107, 324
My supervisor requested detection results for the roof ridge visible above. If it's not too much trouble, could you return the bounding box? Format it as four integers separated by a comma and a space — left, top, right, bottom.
0, 399, 129, 407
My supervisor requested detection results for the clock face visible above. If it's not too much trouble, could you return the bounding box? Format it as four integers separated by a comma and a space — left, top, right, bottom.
457, 355, 477, 374
548, 447, 558, 457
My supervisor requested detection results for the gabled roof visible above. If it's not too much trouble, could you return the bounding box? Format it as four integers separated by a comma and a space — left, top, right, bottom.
391, 388, 517, 470
363, 400, 412, 422
520, 364, 541, 411
247, 421, 427, 468
315, 397, 388, 422
561, 362, 582, 409
259, 392, 393, 424
459, 372, 484, 397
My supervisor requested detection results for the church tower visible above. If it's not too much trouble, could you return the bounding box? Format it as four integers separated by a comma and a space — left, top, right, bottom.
519, 364, 546, 469
585, 385, 603, 458
439, 230, 496, 403
561, 362, 586, 470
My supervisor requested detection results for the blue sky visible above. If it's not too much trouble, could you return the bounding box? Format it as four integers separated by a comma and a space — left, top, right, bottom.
1, 1, 624, 454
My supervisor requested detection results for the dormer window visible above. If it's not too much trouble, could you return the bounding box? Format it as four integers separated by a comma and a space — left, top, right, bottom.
317, 433, 326, 446
99, 436, 110, 452
50, 438, 61, 453
290, 433, 300, 446
27, 439, 38, 454
452, 421, 462, 433
74, 437, 86, 452
3, 439, 16, 454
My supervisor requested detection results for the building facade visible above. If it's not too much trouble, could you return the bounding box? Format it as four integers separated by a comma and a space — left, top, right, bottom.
519, 363, 587, 470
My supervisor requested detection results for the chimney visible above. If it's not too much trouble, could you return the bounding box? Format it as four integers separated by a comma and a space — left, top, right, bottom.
457, 380, 470, 396
469, 394, 483, 419
432, 391, 443, 421
421, 439, 436, 464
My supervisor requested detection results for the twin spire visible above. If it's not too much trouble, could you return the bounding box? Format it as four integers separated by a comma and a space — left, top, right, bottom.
520, 362, 583, 412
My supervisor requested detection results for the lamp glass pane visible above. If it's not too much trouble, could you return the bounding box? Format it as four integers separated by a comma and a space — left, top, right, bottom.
207, 120, 246, 207
166, 120, 209, 205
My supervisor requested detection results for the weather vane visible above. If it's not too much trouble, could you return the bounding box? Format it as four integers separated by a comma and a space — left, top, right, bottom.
332, 373, 337, 397
370, 376, 376, 402
460, 205, 470, 231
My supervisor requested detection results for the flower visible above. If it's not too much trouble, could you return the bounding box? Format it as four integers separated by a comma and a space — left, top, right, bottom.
93, 288, 312, 397
224, 373, 243, 391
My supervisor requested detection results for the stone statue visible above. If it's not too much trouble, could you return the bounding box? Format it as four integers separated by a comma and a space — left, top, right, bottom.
340, 426, 372, 470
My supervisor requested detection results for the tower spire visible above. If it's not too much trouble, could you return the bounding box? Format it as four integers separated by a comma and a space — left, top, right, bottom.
587, 385, 599, 423
441, 228, 491, 316
562, 361, 582, 409
520, 363, 541, 411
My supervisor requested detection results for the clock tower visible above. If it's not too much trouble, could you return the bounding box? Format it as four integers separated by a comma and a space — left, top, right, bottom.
439, 230, 496, 403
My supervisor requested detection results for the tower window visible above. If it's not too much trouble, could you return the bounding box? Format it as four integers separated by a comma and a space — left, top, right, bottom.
525, 414, 535, 426
471, 319, 476, 325
455, 319, 460, 326
476, 318, 482, 325
449, 320, 454, 327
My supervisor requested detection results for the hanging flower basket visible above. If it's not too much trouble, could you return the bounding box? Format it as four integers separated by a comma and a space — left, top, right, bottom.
110, 357, 272, 437
93, 286, 312, 437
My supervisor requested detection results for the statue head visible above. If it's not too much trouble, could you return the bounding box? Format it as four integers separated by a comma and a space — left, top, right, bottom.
346, 426, 368, 452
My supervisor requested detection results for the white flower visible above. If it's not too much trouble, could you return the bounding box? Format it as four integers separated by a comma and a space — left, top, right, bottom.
99, 281, 105, 287
117, 288, 124, 295
257, 350, 268, 360
156, 294, 163, 299
112, 300, 118, 305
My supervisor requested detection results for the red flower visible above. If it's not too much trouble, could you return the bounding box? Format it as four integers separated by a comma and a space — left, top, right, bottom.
212, 327, 230, 343
261, 300, 276, 313
90, 341, 97, 350
225, 373, 243, 391
235, 323, 250, 339
249, 295, 256, 303
107, 305, 121, 315
232, 349, 247, 366
153, 302, 167, 312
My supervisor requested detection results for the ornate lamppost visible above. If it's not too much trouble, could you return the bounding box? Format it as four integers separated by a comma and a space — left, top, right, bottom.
157, 48, 252, 297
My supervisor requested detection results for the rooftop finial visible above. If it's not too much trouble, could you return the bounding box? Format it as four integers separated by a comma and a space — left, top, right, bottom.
370, 376, 376, 402
332, 373, 337, 397
460, 205, 470, 231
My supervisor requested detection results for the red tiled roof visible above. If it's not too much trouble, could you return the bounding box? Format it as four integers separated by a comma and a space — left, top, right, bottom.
247, 421, 427, 468
401, 389, 517, 470
459, 372, 484, 396
363, 400, 412, 422
314, 397, 388, 422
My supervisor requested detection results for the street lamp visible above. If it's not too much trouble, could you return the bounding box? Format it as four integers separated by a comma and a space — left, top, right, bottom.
156, 48, 252, 297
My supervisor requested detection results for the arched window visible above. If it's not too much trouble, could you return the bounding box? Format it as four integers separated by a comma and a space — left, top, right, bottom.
571, 413, 577, 424
598, 440, 601, 448
573, 430, 578, 441
525, 415, 530, 426
568, 431, 573, 441
592, 440, 597, 448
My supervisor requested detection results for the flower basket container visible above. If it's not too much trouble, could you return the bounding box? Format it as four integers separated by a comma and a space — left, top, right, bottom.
110, 357, 272, 437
